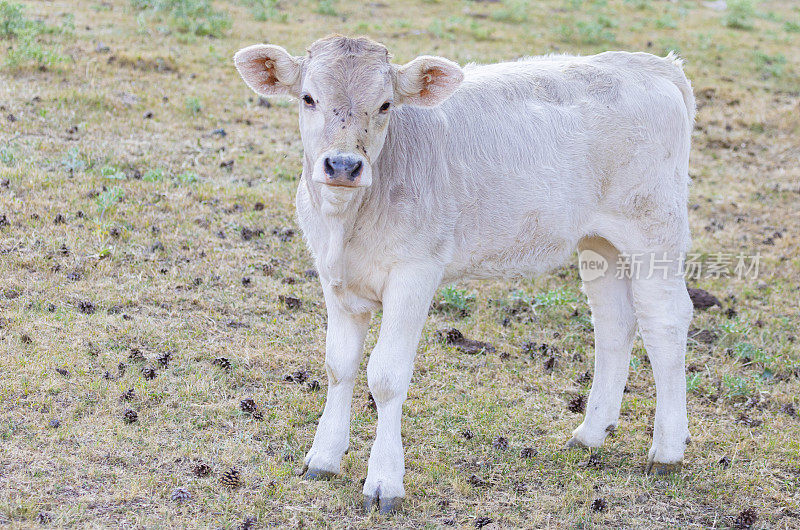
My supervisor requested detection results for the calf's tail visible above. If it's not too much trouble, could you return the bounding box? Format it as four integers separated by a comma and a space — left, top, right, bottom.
664, 51, 696, 124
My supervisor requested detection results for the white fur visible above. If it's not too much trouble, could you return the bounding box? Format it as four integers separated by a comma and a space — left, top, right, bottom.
235, 37, 696, 502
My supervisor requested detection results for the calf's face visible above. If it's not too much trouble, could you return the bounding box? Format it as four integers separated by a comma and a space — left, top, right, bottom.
234, 36, 463, 189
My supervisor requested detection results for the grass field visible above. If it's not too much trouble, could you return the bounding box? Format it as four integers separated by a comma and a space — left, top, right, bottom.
1, 0, 799, 527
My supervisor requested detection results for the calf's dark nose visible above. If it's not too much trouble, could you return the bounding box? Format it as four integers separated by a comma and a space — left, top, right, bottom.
324, 154, 363, 182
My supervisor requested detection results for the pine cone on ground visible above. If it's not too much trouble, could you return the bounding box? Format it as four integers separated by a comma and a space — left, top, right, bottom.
734, 508, 758, 529
587, 452, 602, 468
474, 516, 493, 528
170, 487, 191, 502
284, 370, 309, 383
492, 436, 509, 450
123, 409, 138, 423
364, 392, 377, 411
212, 357, 231, 370
278, 294, 302, 310
193, 462, 212, 477
239, 399, 257, 413
576, 370, 592, 385
220, 468, 242, 488
567, 394, 587, 413
156, 351, 172, 368
240, 516, 257, 530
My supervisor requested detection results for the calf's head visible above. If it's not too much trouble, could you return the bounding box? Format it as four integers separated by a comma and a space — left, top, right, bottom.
234, 35, 463, 189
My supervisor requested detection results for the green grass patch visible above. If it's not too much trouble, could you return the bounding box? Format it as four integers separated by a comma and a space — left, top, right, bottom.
723, 374, 755, 398
0, 146, 16, 166
753, 50, 787, 78
491, 0, 530, 24
314, 0, 338, 16
0, 1, 71, 69
534, 287, 576, 308
130, 0, 231, 37
240, 0, 287, 22
723, 0, 756, 30
184, 96, 203, 115
142, 168, 164, 182
59, 148, 88, 174
433, 286, 475, 317
686, 372, 703, 394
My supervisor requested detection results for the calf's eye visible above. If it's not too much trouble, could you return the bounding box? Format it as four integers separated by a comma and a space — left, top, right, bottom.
301, 94, 316, 108
379, 101, 392, 113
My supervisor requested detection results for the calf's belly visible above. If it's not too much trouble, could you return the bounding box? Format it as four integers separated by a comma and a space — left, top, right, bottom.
443, 233, 578, 282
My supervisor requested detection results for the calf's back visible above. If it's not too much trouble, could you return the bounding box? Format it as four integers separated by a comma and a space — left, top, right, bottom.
297, 51, 694, 300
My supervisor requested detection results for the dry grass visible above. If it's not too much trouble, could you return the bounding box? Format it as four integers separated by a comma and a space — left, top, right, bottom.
1, 0, 799, 527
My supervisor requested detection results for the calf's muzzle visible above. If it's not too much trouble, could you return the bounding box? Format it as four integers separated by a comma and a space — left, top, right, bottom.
322, 152, 365, 187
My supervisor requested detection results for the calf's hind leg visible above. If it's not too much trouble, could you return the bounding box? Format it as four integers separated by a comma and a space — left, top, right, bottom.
631, 265, 693, 474
567, 237, 637, 448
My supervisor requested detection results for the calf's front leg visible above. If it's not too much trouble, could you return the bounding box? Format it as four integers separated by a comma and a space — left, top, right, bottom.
362, 267, 441, 514
303, 284, 370, 479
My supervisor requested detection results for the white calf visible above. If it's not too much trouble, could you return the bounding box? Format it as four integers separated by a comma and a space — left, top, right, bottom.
235, 35, 695, 513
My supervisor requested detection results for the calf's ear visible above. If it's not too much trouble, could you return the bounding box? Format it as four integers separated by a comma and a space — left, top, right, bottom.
234, 44, 302, 98
395, 55, 464, 107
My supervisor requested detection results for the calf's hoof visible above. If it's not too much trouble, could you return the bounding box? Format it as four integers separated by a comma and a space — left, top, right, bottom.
363, 493, 403, 515
302, 466, 337, 481
564, 437, 589, 450
646, 461, 682, 476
